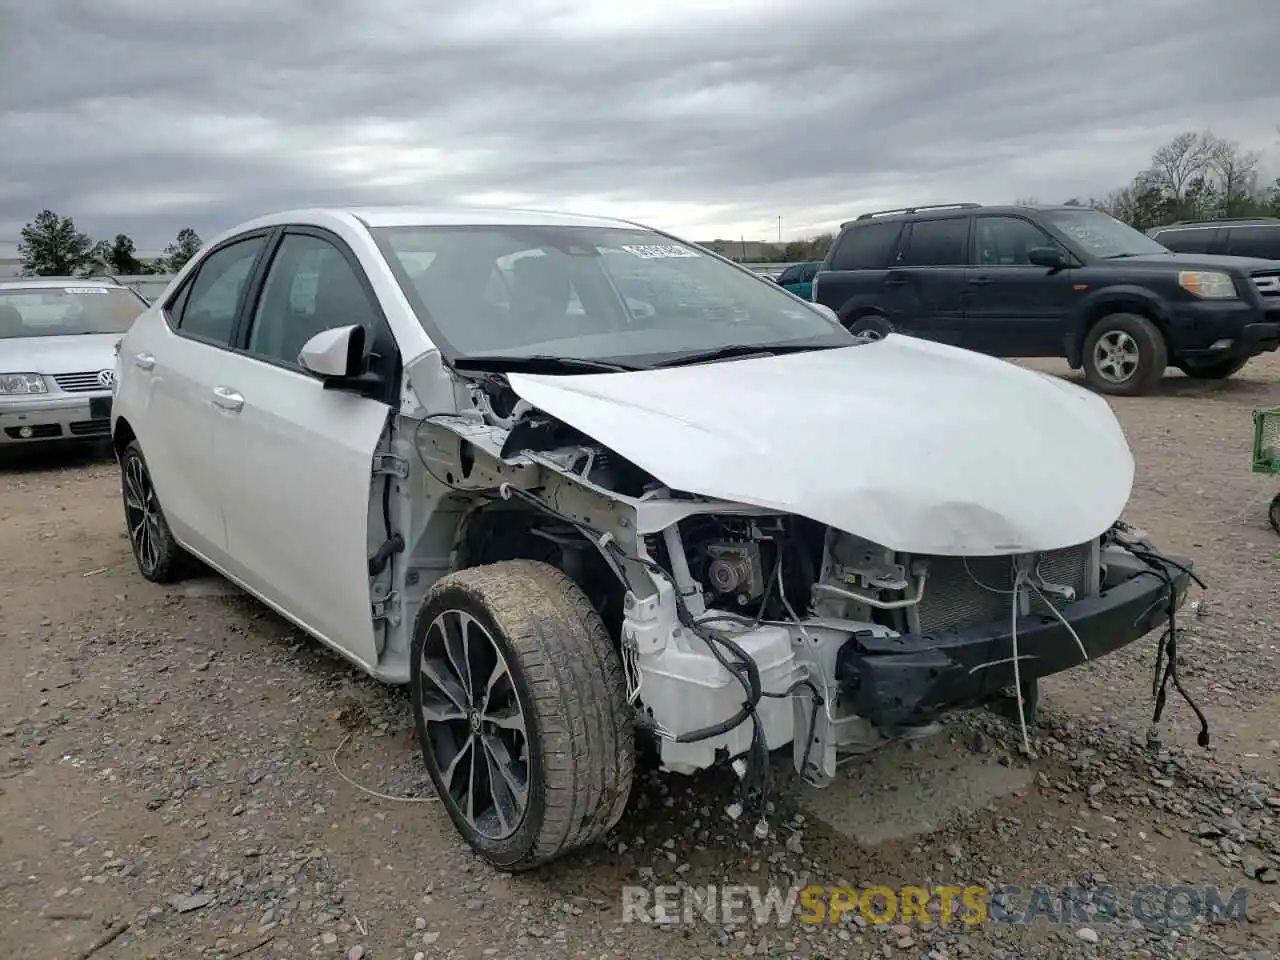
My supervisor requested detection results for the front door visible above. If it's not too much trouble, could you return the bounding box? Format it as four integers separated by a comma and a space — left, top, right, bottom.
964, 215, 1075, 356
882, 217, 971, 344
213, 228, 400, 672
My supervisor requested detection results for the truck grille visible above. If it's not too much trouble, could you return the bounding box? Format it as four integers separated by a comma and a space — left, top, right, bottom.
52, 371, 109, 393
1251, 272, 1280, 298
912, 542, 1097, 635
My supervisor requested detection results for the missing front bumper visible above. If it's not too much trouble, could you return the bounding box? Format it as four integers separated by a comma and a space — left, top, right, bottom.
834, 553, 1193, 728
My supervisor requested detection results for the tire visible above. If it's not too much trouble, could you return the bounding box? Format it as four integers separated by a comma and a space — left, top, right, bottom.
120, 440, 194, 583
1177, 356, 1248, 380
410, 559, 635, 871
1082, 313, 1168, 396
1269, 492, 1280, 536
846, 312, 894, 341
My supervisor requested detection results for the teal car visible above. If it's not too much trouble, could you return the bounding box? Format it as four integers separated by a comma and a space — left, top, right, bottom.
774, 261, 821, 299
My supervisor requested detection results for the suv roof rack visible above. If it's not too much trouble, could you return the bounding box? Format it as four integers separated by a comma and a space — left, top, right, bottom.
852, 202, 982, 222
1161, 216, 1280, 227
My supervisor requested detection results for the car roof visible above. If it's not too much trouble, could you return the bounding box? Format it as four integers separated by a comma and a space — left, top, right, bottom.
234, 206, 648, 233
0, 277, 124, 291
839, 203, 1093, 229
1150, 218, 1280, 231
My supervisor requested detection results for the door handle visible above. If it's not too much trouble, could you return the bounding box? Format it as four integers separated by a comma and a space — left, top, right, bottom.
134, 352, 155, 370
884, 276, 907, 287
211, 386, 244, 412
968, 276, 991, 286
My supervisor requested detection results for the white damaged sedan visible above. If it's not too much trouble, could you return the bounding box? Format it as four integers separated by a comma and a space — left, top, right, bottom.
110, 207, 1203, 870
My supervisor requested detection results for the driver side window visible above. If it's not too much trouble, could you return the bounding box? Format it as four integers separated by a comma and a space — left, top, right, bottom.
974, 216, 1062, 266
245, 233, 379, 368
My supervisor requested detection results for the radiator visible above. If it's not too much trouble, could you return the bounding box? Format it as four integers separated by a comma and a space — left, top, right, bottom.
909, 541, 1098, 635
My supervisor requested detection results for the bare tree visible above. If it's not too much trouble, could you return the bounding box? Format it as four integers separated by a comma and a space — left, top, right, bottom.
1206, 135, 1261, 216
1147, 132, 1213, 206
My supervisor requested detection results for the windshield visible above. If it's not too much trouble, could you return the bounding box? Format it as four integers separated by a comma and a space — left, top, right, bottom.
1042, 208, 1172, 259
372, 225, 852, 364
0, 285, 147, 339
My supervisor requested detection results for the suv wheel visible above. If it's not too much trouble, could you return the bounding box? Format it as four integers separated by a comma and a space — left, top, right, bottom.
1082, 313, 1167, 396
1177, 356, 1248, 380
847, 313, 894, 340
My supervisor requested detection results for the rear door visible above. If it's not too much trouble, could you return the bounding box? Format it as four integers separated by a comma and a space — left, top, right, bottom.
883, 216, 971, 343
1153, 226, 1222, 255
212, 226, 399, 672
134, 231, 272, 566
1224, 226, 1280, 261
812, 220, 903, 317
963, 214, 1075, 356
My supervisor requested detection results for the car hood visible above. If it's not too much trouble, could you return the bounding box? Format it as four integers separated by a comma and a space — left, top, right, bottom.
1124, 252, 1278, 272
3, 333, 123, 376
506, 337, 1135, 556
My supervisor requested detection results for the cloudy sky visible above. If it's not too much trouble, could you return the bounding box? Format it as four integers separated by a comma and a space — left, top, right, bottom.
1, 0, 1278, 254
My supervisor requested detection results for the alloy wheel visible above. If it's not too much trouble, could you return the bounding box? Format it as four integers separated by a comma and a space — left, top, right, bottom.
123, 455, 163, 575
417, 609, 530, 840
1092, 330, 1140, 384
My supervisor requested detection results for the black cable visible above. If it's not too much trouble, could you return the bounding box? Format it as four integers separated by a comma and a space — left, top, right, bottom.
1129, 550, 1210, 748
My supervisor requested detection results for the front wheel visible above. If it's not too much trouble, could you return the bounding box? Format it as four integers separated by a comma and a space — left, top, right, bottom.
1082, 313, 1168, 396
410, 560, 635, 871
1177, 356, 1249, 380
1269, 492, 1280, 536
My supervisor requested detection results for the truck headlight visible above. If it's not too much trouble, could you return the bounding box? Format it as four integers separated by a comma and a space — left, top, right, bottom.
0, 373, 48, 395
1178, 270, 1237, 299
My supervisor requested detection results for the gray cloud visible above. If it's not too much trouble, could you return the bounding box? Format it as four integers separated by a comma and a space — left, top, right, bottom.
2, 0, 1278, 251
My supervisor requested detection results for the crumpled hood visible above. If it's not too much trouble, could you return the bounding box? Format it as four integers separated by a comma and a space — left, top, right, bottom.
506, 337, 1135, 556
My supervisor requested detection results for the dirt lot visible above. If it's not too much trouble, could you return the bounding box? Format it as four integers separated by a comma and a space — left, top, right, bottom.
2, 357, 1278, 960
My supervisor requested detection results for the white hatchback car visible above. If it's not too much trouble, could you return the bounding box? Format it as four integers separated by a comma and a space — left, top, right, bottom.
111, 207, 1200, 870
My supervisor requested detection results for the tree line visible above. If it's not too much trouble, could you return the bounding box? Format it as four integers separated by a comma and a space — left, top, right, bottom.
15, 209, 202, 277
14, 129, 1279, 275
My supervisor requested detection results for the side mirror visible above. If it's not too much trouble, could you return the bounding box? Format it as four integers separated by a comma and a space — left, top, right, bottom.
299, 324, 366, 379
1027, 246, 1067, 269
811, 303, 839, 324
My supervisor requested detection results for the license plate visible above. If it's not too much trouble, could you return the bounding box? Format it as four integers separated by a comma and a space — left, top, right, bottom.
90, 396, 112, 419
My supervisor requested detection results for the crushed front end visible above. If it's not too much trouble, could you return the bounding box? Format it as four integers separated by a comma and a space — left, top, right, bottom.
620, 511, 1199, 790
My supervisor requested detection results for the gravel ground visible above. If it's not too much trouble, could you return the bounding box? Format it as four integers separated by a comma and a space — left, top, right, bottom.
2, 356, 1278, 960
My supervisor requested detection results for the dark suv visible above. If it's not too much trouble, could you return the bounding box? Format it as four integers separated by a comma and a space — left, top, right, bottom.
1148, 217, 1280, 261
812, 203, 1280, 395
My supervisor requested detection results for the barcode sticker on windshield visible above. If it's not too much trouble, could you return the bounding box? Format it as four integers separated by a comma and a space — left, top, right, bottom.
621, 244, 700, 259
65, 287, 108, 294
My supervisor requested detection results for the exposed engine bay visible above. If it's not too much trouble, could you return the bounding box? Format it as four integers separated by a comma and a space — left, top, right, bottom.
389, 356, 1208, 825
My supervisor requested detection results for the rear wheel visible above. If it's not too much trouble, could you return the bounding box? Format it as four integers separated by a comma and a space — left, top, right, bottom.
410, 560, 635, 871
1269, 492, 1280, 536
120, 440, 194, 583
1177, 356, 1248, 380
1082, 313, 1167, 396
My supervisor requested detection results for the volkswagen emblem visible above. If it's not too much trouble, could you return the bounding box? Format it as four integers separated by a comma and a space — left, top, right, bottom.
97, 369, 116, 388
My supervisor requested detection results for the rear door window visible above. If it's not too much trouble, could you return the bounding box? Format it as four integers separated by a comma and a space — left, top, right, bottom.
896, 217, 970, 266
1154, 228, 1217, 254
828, 221, 903, 271
1225, 226, 1280, 260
